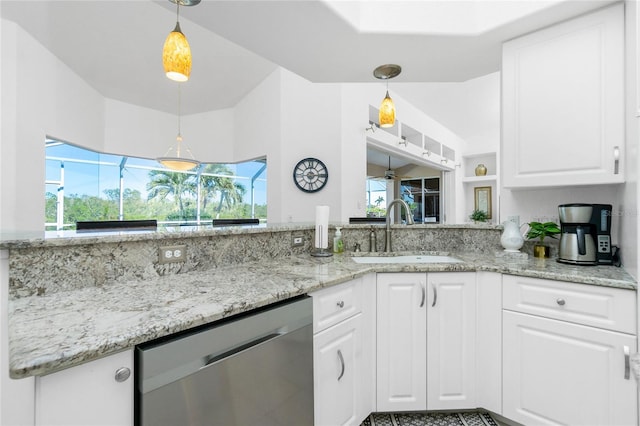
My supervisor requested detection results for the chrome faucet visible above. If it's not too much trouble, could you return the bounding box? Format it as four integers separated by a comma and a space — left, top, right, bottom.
385, 198, 414, 252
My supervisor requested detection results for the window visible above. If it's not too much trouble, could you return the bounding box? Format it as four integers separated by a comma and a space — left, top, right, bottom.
45, 140, 267, 230
366, 178, 388, 217
401, 177, 440, 223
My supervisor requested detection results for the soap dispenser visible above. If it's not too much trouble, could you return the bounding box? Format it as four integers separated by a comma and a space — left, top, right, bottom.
333, 227, 344, 253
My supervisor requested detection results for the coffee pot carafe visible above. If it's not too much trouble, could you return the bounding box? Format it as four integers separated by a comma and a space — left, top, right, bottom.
558, 204, 597, 265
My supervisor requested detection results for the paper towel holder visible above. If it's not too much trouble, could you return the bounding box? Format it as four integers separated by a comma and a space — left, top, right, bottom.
311, 224, 333, 257
311, 248, 333, 257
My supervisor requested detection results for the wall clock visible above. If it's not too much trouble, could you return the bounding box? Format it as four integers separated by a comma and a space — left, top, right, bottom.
293, 157, 329, 193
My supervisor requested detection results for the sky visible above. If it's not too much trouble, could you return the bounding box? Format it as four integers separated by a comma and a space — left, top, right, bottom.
45, 142, 267, 205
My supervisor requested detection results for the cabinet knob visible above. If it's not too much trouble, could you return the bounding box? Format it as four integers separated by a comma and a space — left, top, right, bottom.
556, 298, 566, 306
114, 367, 131, 383
336, 301, 345, 308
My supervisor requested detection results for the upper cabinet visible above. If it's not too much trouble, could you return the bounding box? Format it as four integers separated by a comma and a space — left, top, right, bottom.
502, 4, 624, 188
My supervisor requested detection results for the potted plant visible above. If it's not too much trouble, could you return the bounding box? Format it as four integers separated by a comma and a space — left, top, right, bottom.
525, 221, 561, 258
469, 209, 488, 223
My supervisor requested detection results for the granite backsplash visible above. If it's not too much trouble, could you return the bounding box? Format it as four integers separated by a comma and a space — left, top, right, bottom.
8, 225, 504, 298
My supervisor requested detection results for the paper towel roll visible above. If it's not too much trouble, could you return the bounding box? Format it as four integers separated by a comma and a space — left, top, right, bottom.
315, 206, 330, 249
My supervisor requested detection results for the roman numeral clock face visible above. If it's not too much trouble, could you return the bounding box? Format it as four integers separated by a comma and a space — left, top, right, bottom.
293, 157, 328, 193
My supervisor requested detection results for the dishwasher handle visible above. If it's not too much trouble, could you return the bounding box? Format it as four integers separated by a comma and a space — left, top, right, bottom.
201, 332, 284, 369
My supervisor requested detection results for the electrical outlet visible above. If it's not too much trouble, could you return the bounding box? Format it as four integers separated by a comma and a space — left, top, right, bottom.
292, 235, 304, 247
159, 245, 186, 264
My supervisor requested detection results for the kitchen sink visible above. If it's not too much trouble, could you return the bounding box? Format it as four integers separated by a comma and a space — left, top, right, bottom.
351, 255, 463, 264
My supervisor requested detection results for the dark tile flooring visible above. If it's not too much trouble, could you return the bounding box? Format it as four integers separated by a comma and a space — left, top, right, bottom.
360, 411, 499, 426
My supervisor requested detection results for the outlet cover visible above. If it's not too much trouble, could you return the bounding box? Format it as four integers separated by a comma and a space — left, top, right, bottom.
159, 245, 187, 264
292, 235, 304, 247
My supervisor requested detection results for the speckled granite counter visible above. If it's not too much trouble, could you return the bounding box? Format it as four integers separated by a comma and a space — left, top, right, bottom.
8, 250, 636, 379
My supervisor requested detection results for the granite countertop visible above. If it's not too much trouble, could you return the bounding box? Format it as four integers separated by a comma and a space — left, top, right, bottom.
8, 251, 636, 379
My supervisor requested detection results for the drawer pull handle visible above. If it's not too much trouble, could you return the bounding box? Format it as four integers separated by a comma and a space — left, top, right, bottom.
337, 349, 345, 381
336, 301, 344, 308
114, 367, 131, 383
419, 285, 426, 308
556, 298, 566, 306
624, 345, 630, 380
614, 146, 620, 175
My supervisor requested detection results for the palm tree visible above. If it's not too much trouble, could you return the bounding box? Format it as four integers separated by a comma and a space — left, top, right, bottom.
375, 196, 385, 207
146, 170, 196, 219
199, 164, 246, 217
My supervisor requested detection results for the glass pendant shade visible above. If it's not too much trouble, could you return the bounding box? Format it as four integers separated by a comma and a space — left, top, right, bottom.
163, 22, 191, 82
157, 135, 200, 171
379, 90, 396, 128
158, 157, 199, 171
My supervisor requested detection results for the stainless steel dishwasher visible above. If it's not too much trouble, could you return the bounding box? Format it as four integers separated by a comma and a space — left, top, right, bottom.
135, 296, 313, 426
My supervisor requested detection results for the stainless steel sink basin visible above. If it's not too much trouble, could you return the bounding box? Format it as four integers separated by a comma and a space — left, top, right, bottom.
351, 255, 462, 264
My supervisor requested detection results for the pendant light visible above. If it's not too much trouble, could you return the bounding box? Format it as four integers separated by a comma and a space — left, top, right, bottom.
162, 0, 200, 82
373, 64, 402, 128
157, 84, 200, 171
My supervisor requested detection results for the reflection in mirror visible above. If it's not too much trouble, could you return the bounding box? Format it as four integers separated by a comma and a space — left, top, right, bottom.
366, 147, 442, 223
45, 139, 267, 231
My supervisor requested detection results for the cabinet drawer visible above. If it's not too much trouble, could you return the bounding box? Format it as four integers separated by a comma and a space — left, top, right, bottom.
503, 275, 636, 334
311, 277, 363, 334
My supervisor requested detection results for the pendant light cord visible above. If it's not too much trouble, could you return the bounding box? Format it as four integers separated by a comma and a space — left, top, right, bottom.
177, 83, 182, 137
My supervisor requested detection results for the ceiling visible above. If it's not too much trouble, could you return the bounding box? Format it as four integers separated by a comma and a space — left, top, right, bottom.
1, 0, 616, 116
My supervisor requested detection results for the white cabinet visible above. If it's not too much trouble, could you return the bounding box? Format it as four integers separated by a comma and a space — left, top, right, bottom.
376, 273, 427, 412
35, 349, 133, 426
376, 272, 478, 413
314, 314, 363, 426
503, 311, 637, 426
502, 3, 624, 188
311, 275, 375, 426
474, 271, 502, 415
426, 272, 476, 410
502, 276, 637, 426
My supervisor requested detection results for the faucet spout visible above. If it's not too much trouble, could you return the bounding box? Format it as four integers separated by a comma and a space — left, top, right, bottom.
385, 198, 414, 252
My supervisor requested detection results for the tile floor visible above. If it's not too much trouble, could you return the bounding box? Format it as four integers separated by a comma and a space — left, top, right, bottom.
360, 411, 499, 426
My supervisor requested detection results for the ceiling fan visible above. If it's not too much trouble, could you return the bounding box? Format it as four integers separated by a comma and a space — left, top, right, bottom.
372, 156, 412, 181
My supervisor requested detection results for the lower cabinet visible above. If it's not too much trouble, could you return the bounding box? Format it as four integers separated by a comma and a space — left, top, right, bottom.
502, 275, 638, 426
376, 272, 477, 412
426, 272, 477, 410
314, 314, 363, 426
503, 311, 637, 426
35, 349, 133, 426
312, 275, 375, 426
376, 273, 427, 412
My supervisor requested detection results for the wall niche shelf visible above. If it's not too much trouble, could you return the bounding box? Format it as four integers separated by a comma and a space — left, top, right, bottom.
461, 151, 499, 224
461, 174, 497, 184
461, 152, 497, 182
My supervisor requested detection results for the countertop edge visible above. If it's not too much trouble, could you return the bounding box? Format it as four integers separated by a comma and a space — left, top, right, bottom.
8, 253, 636, 378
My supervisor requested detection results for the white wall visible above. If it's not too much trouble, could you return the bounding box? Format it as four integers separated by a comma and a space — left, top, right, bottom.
103, 99, 235, 162
280, 72, 342, 223
1, 20, 106, 233
395, 73, 501, 223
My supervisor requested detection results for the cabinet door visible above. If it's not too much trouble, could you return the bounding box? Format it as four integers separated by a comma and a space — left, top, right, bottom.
426, 272, 476, 410
503, 311, 637, 426
314, 314, 362, 426
376, 273, 427, 412
502, 3, 624, 188
35, 349, 133, 426
475, 271, 502, 415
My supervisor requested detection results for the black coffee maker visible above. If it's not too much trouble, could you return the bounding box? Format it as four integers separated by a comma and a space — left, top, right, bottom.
557, 203, 612, 265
